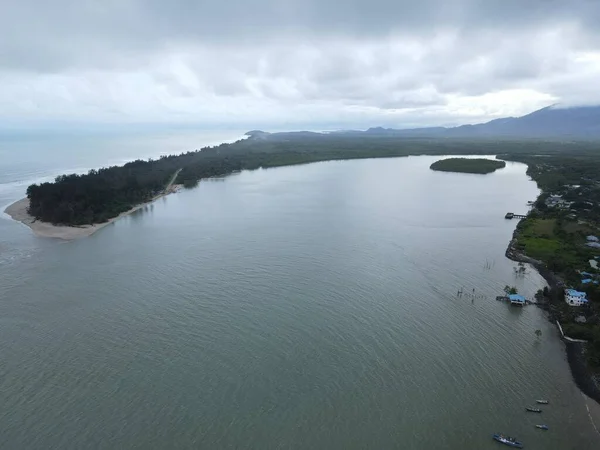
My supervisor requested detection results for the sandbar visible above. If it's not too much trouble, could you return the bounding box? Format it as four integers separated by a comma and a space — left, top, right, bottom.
4, 185, 181, 240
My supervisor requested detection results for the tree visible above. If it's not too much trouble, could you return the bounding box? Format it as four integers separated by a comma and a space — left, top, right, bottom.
535, 329, 542, 339
182, 179, 199, 189
504, 285, 518, 295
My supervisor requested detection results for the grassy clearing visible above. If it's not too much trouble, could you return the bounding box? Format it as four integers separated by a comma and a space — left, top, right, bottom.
528, 218, 556, 238
517, 218, 559, 260
518, 237, 562, 260
516, 217, 594, 267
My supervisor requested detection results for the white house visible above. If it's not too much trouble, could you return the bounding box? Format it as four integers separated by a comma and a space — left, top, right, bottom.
546, 195, 563, 207
508, 294, 526, 306
565, 289, 588, 307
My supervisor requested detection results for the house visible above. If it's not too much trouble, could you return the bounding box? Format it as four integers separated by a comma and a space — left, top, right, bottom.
565, 289, 588, 306
587, 242, 600, 249
546, 195, 562, 207
547, 194, 562, 202
508, 294, 526, 306
587, 235, 599, 242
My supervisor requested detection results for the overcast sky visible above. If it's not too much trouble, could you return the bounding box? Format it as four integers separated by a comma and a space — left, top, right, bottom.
2, 0, 600, 130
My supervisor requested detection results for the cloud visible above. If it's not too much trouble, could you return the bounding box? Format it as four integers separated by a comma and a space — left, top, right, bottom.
1, 0, 600, 129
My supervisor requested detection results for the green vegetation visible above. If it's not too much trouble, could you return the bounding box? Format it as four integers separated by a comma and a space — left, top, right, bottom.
516, 218, 566, 262
430, 158, 506, 174
501, 153, 600, 368
29, 136, 600, 226
504, 285, 518, 295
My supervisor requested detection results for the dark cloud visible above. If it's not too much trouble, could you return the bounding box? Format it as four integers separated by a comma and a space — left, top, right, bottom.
3, 0, 599, 71
0, 0, 598, 126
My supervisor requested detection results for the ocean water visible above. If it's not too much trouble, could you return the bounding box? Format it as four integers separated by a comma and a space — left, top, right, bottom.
0, 140, 598, 449
0, 130, 246, 262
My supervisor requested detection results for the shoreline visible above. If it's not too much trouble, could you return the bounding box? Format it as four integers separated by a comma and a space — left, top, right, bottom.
4, 185, 182, 240
505, 221, 600, 408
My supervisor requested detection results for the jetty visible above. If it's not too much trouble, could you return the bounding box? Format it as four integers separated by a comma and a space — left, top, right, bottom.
496, 295, 538, 306
505, 212, 527, 219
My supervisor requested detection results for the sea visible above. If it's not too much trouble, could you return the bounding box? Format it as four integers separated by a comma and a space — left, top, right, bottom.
0, 131, 598, 449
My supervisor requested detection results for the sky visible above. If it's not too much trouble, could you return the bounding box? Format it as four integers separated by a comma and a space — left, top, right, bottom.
2, 0, 600, 131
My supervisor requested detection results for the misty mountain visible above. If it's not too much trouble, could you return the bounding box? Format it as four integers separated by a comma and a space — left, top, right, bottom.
361, 105, 600, 139
247, 105, 600, 140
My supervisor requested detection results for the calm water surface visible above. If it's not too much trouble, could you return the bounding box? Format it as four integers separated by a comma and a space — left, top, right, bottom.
0, 149, 598, 449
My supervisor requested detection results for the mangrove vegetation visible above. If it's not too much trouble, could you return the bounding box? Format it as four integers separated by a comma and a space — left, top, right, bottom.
24, 135, 600, 227
429, 157, 506, 174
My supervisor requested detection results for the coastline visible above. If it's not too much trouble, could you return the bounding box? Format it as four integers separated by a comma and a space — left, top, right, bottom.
505, 221, 600, 408
4, 184, 182, 240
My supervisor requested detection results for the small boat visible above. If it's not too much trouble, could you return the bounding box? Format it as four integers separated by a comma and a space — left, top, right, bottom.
493, 434, 523, 448
535, 425, 549, 430
526, 407, 542, 413
535, 400, 548, 404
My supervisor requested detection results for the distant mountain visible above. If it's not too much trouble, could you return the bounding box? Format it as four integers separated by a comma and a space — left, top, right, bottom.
442, 105, 600, 138
367, 105, 600, 139
248, 105, 600, 140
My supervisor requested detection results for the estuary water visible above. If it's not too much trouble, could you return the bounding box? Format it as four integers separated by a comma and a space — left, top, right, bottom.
0, 142, 598, 449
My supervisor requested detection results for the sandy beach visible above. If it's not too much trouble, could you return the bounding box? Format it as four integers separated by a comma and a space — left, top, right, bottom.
4, 185, 182, 240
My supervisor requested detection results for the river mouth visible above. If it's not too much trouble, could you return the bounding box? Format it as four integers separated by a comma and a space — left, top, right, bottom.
0, 155, 598, 449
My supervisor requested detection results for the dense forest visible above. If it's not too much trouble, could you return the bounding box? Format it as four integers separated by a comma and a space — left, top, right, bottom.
429, 157, 506, 174
25, 134, 600, 226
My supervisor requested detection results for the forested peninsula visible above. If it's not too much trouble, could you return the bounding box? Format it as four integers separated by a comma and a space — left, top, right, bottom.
429, 157, 506, 174
16, 134, 600, 227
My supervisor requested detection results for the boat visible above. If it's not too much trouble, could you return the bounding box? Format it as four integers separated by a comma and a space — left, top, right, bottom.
526, 407, 542, 413
535, 425, 549, 430
535, 400, 548, 404
493, 434, 523, 448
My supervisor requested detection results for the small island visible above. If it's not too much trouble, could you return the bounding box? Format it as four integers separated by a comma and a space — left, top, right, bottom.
430, 158, 506, 174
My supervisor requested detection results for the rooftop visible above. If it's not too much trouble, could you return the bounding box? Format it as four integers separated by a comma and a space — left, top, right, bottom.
565, 289, 587, 298
508, 294, 526, 302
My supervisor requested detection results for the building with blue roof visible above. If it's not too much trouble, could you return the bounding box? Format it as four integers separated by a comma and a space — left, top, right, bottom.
565, 289, 588, 306
508, 294, 526, 305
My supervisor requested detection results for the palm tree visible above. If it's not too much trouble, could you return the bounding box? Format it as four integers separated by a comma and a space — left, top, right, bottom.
504, 285, 518, 295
